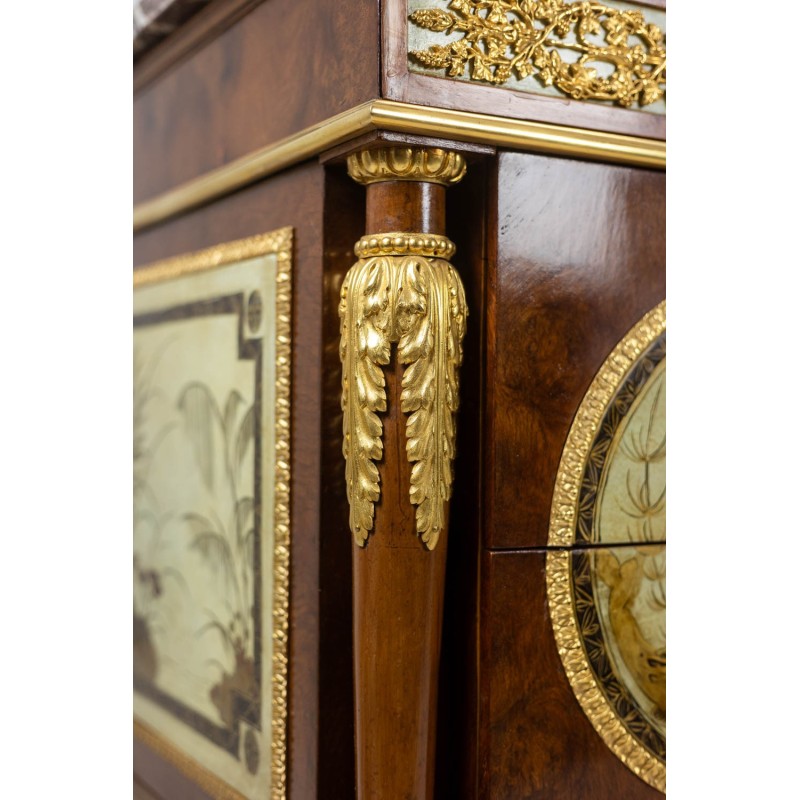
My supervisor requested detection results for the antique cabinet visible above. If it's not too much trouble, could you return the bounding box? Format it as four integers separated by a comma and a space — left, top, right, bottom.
133, 1, 666, 798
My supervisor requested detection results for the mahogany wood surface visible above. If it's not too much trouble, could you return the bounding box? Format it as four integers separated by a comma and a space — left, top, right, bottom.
485, 151, 665, 550
365, 181, 446, 234
134, 0, 267, 93
479, 548, 664, 799
352, 371, 449, 799
133, 0, 380, 203
432, 159, 489, 800
133, 737, 212, 800
134, 162, 341, 800
318, 166, 363, 800
134, 775, 162, 800
382, 0, 666, 141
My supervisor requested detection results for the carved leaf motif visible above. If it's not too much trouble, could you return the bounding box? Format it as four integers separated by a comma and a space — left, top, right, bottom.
340, 252, 467, 549
487, 2, 509, 27
577, 11, 601, 39
640, 79, 663, 106
472, 54, 493, 83
409, 9, 455, 32
397, 258, 466, 549
516, 61, 534, 79
646, 24, 663, 45
339, 258, 392, 545
410, 44, 452, 69
450, 0, 472, 14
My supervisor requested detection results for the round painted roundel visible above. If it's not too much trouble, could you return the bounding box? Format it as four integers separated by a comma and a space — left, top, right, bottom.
547, 302, 666, 792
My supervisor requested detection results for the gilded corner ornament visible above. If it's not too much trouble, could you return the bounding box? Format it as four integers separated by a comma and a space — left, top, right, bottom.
339, 235, 466, 550
409, 0, 666, 109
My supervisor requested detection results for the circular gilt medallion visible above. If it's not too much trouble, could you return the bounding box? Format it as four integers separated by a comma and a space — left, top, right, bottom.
547, 302, 666, 792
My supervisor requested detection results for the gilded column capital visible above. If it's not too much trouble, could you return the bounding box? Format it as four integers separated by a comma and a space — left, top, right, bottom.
346, 146, 466, 187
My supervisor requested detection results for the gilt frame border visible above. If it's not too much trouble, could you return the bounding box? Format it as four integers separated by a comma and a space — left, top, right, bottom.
133, 227, 292, 800
545, 300, 666, 792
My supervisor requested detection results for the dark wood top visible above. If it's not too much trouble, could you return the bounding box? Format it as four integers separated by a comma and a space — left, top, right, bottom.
134, 1, 667, 207
133, 0, 380, 203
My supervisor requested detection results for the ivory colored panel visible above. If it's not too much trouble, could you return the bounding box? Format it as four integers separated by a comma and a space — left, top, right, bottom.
596, 358, 666, 545
133, 250, 282, 799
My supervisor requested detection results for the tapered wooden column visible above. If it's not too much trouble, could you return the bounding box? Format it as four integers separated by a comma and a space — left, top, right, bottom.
339, 147, 467, 799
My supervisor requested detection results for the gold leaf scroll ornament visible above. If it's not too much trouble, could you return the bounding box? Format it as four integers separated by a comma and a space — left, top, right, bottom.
410, 0, 666, 109
339, 233, 467, 550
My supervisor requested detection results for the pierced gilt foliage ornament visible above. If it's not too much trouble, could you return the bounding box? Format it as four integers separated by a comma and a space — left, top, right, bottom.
409, 0, 666, 109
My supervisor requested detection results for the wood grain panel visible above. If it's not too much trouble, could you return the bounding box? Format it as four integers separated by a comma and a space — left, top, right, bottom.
133, 0, 379, 203
318, 166, 363, 800
480, 548, 664, 799
134, 0, 214, 61
133, 736, 213, 800
134, 0, 267, 92
486, 151, 665, 550
134, 775, 164, 800
433, 158, 488, 800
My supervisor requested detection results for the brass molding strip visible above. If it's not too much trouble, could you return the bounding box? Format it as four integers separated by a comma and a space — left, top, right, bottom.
134, 103, 376, 232
134, 100, 665, 232
370, 101, 665, 167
